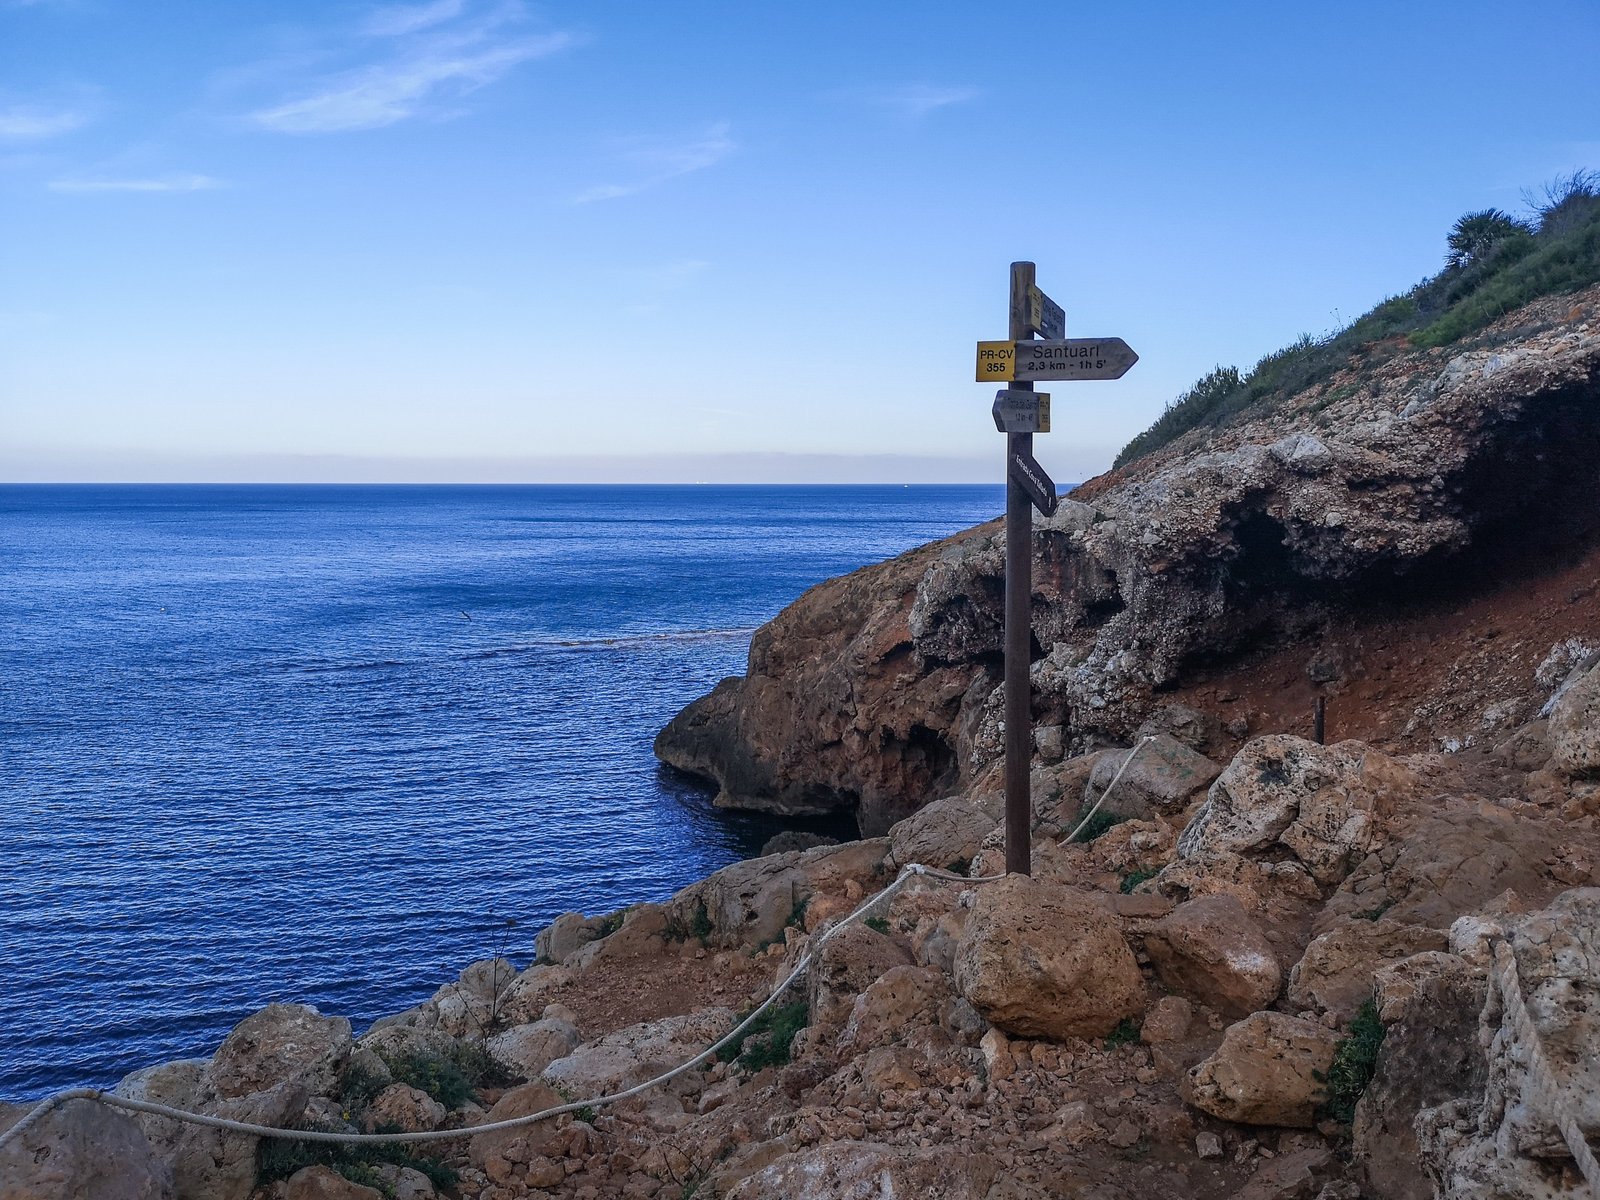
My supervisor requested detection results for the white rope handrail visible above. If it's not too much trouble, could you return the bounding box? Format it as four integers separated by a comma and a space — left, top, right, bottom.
0, 738, 1153, 1156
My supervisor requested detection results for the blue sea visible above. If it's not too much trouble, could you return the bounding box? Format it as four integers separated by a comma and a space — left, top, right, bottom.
0, 484, 1002, 1101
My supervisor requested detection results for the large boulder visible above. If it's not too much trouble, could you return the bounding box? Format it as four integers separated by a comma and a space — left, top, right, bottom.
664, 839, 889, 950
837, 965, 950, 1053
1178, 736, 1423, 885
1286, 919, 1449, 1022
1550, 660, 1600, 776
806, 922, 913, 1031
1352, 952, 1486, 1200
887, 790, 1001, 871
133, 1004, 351, 1200
728, 1141, 998, 1200
0, 1097, 172, 1200
953, 875, 1145, 1040
1185, 1011, 1339, 1128
466, 1081, 569, 1180
1417, 889, 1600, 1197
486, 1017, 581, 1081
1143, 894, 1282, 1017
283, 1166, 383, 1200
534, 912, 606, 964
362, 1083, 446, 1134
541, 1009, 736, 1097
1085, 734, 1222, 820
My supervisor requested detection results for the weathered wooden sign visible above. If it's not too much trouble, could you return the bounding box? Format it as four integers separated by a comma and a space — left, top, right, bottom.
1027, 285, 1066, 340
992, 389, 1051, 433
1008, 448, 1058, 517
975, 337, 1138, 382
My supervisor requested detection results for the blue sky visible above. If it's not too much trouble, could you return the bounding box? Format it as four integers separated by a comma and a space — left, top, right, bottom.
3, 0, 1597, 483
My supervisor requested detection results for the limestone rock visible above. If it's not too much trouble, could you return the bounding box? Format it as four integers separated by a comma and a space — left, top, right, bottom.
1086, 734, 1222, 820
467, 1081, 569, 1174
1186, 1012, 1339, 1127
838, 965, 949, 1053
1550, 660, 1600, 776
486, 1017, 580, 1081
728, 1141, 998, 1199
284, 1166, 383, 1200
1141, 995, 1194, 1044
534, 911, 605, 964
1353, 952, 1486, 1200
1179, 736, 1420, 884
1135, 703, 1232, 758
1286, 919, 1448, 1022
542, 1009, 735, 1096
665, 839, 889, 950
0, 1097, 171, 1200
205, 1003, 351, 1101
953, 874, 1145, 1040
887, 789, 1002, 872
1144, 894, 1281, 1017
363, 1083, 446, 1134
1417, 889, 1600, 1196
806, 921, 913, 1031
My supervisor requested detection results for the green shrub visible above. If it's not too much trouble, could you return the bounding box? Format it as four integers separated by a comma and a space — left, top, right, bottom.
864, 916, 890, 934
596, 908, 628, 938
379, 1041, 515, 1110
666, 900, 714, 945
1115, 169, 1600, 468
256, 1123, 457, 1191
725, 1002, 809, 1071
1316, 999, 1386, 1124
1072, 809, 1128, 843
1103, 1017, 1141, 1049
1119, 867, 1159, 894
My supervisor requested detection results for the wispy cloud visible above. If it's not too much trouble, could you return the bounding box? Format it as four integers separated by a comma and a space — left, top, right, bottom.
575, 122, 734, 203
840, 84, 981, 121
48, 174, 225, 193
362, 0, 467, 38
0, 104, 89, 140
247, 3, 576, 134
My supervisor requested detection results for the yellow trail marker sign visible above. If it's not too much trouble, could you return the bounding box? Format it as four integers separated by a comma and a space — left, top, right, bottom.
975, 338, 1138, 382
976, 340, 1015, 380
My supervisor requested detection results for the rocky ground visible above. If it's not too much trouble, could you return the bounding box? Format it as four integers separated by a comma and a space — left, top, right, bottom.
5, 288, 1600, 1200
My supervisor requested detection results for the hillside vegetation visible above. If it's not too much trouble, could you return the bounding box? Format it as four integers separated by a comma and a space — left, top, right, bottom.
1115, 170, 1600, 468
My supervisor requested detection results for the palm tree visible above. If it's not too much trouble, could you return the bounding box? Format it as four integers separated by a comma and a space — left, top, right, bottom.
1446, 209, 1525, 269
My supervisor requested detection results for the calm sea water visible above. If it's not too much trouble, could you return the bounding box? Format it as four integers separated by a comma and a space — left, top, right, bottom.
0, 484, 1002, 1100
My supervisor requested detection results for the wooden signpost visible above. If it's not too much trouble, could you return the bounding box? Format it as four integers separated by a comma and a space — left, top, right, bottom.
981, 262, 1138, 876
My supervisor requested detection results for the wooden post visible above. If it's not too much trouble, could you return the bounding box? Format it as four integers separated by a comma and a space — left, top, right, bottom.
1004, 262, 1035, 877
1313, 695, 1327, 745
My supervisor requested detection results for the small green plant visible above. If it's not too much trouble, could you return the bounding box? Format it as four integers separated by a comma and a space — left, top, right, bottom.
1119, 867, 1159, 894
1316, 999, 1386, 1124
864, 916, 890, 934
666, 899, 714, 945
725, 1002, 809, 1071
256, 1122, 457, 1191
1103, 1016, 1141, 1050
548, 1080, 598, 1124
944, 857, 971, 877
378, 1041, 515, 1110
1360, 898, 1394, 921
1073, 809, 1128, 843
596, 908, 628, 938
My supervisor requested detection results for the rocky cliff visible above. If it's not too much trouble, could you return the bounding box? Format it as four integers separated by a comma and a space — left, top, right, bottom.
656, 286, 1600, 834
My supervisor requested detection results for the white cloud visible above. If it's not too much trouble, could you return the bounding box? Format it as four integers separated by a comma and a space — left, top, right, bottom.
846, 84, 981, 120
0, 105, 88, 140
575, 122, 734, 203
49, 174, 225, 193
362, 0, 467, 38
247, 3, 576, 135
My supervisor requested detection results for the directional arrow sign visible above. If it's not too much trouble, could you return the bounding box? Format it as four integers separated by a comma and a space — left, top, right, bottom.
1026, 285, 1066, 340
976, 338, 1138, 382
992, 389, 1051, 433
1012, 338, 1138, 381
1009, 449, 1059, 517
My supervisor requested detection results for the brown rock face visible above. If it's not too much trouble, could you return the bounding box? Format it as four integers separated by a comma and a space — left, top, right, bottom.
657, 301, 1600, 830
0, 1097, 171, 1200
1550, 660, 1600, 776
1285, 919, 1448, 1022
952, 875, 1145, 1040
1144, 894, 1282, 1017
1185, 1011, 1340, 1128
728, 1142, 998, 1200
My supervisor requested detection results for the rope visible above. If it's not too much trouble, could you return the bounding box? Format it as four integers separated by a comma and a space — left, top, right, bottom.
1490, 938, 1600, 1197
0, 739, 1153, 1156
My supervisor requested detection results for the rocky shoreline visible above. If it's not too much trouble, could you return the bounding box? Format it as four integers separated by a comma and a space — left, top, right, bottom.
5, 288, 1600, 1200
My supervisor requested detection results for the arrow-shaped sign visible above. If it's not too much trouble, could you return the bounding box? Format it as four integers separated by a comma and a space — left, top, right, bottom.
1026, 284, 1065, 340
1009, 449, 1058, 517
976, 338, 1138, 382
992, 389, 1051, 433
